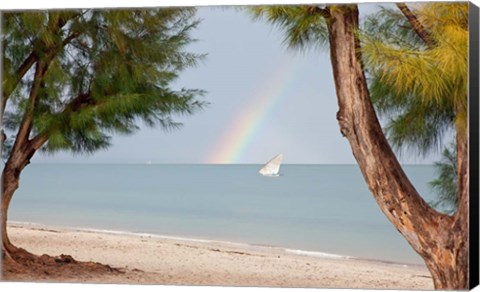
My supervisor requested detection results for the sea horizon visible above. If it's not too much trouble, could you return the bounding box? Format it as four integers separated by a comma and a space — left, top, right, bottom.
24, 161, 436, 166
9, 163, 438, 265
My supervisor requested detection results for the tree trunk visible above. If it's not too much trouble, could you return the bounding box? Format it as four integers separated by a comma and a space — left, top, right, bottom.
450, 121, 469, 288
1, 167, 19, 253
325, 5, 468, 289
1, 12, 79, 260
1, 142, 42, 254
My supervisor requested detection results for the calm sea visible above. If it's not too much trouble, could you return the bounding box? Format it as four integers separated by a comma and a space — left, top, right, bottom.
9, 163, 437, 265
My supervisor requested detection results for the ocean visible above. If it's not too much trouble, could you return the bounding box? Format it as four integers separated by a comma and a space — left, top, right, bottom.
9, 163, 438, 265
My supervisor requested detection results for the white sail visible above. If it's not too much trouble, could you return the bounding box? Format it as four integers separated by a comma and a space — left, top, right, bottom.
259, 154, 283, 176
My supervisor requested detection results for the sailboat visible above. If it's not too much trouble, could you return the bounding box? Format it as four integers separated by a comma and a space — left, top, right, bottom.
259, 154, 283, 176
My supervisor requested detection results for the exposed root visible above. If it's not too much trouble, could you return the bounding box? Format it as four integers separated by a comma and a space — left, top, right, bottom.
2, 246, 123, 282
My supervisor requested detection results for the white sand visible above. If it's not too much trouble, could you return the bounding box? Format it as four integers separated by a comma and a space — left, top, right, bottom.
6, 223, 434, 289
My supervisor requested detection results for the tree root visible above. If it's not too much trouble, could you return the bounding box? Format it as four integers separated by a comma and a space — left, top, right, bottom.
2, 246, 124, 282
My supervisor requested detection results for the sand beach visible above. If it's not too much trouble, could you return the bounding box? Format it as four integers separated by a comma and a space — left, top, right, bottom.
2, 222, 434, 289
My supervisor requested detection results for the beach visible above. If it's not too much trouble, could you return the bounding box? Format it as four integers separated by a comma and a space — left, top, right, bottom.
3, 223, 434, 289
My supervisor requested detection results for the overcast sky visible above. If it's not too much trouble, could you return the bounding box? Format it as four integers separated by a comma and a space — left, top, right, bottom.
17, 4, 450, 164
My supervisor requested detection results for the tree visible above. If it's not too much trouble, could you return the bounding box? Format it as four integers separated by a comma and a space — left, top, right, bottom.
252, 3, 468, 289
1, 8, 205, 258
360, 3, 467, 218
358, 2, 468, 216
360, 4, 462, 157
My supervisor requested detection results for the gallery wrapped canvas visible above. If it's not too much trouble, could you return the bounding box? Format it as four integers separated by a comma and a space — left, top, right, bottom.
0, 0, 479, 291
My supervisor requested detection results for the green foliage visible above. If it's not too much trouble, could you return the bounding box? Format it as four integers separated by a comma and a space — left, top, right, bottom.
2, 8, 206, 155
429, 143, 458, 214
250, 4, 465, 216
360, 6, 427, 50
360, 4, 466, 213
249, 6, 329, 51
367, 75, 455, 156
250, 3, 466, 159
361, 3, 468, 156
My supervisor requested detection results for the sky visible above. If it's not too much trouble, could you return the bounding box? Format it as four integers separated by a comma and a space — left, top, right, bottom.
10, 3, 452, 164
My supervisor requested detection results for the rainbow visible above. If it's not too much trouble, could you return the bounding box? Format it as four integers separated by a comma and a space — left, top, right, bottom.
206, 58, 305, 164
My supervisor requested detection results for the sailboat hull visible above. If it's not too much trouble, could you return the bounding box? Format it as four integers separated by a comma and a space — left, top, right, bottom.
262, 174, 281, 177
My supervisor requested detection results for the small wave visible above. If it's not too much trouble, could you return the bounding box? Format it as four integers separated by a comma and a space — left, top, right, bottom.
67, 227, 216, 244
285, 248, 350, 259
9, 221, 418, 267
10, 221, 238, 245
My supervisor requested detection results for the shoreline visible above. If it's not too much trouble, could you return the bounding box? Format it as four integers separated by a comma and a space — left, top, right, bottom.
9, 221, 423, 267
5, 221, 434, 289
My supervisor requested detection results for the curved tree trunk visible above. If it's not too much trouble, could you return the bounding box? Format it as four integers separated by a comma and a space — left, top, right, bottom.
451, 123, 469, 287
1, 167, 20, 253
2, 154, 29, 254
325, 5, 468, 289
1, 136, 46, 255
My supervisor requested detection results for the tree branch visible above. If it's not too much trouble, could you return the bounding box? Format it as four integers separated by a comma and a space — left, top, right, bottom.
25, 91, 96, 152
396, 3, 436, 49
12, 61, 48, 150
1, 52, 37, 116
1, 12, 81, 118
1, 130, 6, 146
29, 133, 49, 151
307, 5, 330, 19
67, 92, 96, 112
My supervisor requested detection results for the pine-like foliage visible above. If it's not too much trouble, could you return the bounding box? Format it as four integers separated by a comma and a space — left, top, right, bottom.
361, 3, 468, 156
429, 143, 458, 214
249, 6, 330, 51
250, 4, 465, 216
250, 3, 468, 157
2, 8, 205, 154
